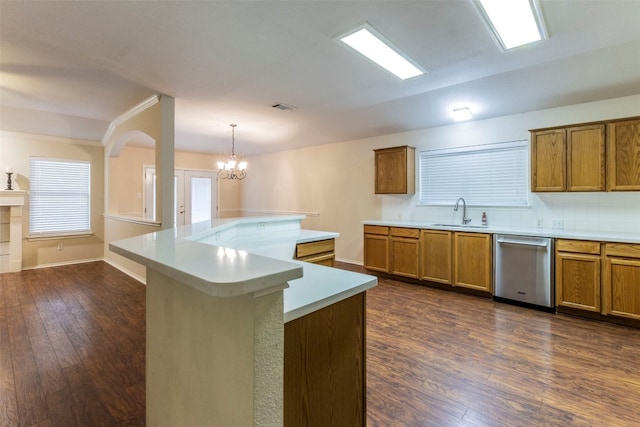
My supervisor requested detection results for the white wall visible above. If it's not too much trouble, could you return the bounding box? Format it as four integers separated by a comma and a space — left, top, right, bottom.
240, 94, 640, 265
381, 94, 640, 233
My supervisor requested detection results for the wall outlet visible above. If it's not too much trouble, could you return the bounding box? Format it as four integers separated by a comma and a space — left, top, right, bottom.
552, 220, 564, 229
536, 219, 544, 228
57, 243, 64, 251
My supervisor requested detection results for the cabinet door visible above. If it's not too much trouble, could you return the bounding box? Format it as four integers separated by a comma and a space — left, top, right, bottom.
421, 230, 452, 284
364, 234, 389, 272
390, 237, 420, 279
603, 257, 640, 320
531, 129, 566, 192
607, 118, 640, 191
453, 233, 492, 292
555, 252, 601, 312
567, 124, 605, 191
374, 146, 415, 194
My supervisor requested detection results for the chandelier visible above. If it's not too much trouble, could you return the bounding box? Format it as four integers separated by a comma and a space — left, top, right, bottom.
217, 124, 247, 180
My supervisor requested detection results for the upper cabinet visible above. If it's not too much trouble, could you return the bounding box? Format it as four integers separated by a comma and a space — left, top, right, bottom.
531, 128, 566, 192
607, 118, 640, 191
531, 116, 638, 193
374, 146, 415, 194
567, 124, 605, 191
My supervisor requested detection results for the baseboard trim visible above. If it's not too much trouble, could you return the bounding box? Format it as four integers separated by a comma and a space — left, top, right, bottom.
22, 257, 104, 271
103, 258, 146, 285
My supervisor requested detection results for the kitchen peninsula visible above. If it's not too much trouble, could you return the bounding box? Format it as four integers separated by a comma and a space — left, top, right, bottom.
110, 215, 376, 427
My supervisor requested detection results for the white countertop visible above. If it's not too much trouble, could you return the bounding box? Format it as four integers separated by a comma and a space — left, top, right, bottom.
363, 219, 640, 244
110, 215, 377, 322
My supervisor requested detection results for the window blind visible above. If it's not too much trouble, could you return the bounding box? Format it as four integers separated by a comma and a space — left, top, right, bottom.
29, 158, 91, 235
419, 141, 529, 206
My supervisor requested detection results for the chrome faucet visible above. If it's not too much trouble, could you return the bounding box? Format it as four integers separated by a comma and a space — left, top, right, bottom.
454, 197, 471, 225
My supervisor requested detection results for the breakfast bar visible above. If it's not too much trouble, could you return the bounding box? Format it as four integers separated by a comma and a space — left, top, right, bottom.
110, 215, 376, 427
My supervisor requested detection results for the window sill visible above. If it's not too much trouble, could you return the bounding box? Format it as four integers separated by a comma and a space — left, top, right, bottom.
27, 231, 94, 241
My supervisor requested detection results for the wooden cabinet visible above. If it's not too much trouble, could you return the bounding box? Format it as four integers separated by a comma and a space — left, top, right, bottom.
567, 124, 606, 191
531, 116, 640, 193
555, 239, 602, 312
531, 124, 605, 192
285, 292, 366, 427
389, 227, 420, 279
420, 229, 452, 284
296, 239, 335, 267
453, 232, 492, 293
363, 225, 389, 272
607, 118, 640, 191
531, 128, 565, 192
603, 243, 640, 320
374, 146, 415, 194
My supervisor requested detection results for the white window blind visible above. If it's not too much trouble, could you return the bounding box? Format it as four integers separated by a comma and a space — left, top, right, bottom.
29, 158, 91, 235
419, 141, 529, 206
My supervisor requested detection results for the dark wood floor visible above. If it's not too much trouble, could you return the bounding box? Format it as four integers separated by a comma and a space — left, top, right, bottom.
1, 261, 639, 426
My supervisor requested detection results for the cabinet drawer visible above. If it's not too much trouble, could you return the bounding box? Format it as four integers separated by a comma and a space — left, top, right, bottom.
605, 243, 640, 259
390, 227, 420, 238
364, 225, 389, 236
556, 239, 601, 255
296, 239, 335, 258
297, 252, 335, 267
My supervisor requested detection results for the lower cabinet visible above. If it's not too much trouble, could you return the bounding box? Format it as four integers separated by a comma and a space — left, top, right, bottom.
363, 226, 492, 294
363, 225, 390, 273
296, 238, 335, 267
420, 229, 452, 284
284, 292, 366, 426
453, 232, 492, 293
555, 239, 602, 312
389, 227, 420, 279
603, 243, 640, 320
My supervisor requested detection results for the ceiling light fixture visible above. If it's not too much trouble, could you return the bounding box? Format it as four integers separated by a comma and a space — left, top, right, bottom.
453, 107, 473, 121
217, 124, 247, 180
474, 0, 547, 50
337, 24, 425, 80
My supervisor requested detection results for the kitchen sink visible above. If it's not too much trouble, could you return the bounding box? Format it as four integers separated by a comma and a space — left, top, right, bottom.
431, 223, 489, 229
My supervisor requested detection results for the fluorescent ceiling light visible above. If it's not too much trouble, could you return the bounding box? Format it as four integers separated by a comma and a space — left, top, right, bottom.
453, 107, 473, 121
475, 0, 547, 50
338, 25, 425, 80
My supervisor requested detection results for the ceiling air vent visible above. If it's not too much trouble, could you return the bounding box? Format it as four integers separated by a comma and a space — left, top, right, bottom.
271, 103, 297, 112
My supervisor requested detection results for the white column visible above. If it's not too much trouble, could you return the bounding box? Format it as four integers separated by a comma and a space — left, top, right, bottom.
146, 268, 284, 427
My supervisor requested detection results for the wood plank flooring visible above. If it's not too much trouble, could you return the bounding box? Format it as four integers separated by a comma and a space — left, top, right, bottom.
1, 261, 640, 426
363, 270, 640, 427
0, 262, 145, 427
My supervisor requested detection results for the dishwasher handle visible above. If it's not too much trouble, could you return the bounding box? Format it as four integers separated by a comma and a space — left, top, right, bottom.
496, 238, 549, 248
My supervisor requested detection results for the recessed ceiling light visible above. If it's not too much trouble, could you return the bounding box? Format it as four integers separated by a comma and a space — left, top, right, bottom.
474, 0, 547, 50
337, 24, 425, 80
453, 107, 473, 121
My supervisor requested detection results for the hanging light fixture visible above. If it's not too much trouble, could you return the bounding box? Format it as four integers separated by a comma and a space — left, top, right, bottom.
217, 124, 248, 180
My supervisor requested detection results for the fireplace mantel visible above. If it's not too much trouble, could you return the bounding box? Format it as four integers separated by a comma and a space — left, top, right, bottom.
0, 190, 26, 273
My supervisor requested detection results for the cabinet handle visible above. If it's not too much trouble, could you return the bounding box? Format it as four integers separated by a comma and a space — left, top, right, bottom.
496, 239, 548, 247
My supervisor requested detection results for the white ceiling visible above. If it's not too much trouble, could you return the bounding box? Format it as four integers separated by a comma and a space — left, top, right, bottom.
1, 1, 639, 156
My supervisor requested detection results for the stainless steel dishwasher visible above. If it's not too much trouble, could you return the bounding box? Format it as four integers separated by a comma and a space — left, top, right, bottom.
493, 234, 554, 310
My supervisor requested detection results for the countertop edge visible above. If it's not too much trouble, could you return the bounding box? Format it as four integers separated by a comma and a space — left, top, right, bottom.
284, 276, 377, 323
362, 220, 640, 244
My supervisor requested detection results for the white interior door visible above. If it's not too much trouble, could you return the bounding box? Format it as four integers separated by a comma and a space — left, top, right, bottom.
144, 167, 218, 226
184, 170, 217, 225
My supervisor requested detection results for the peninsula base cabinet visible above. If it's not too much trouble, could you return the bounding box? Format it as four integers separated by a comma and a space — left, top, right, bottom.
603, 243, 640, 320
284, 292, 366, 427
555, 239, 602, 312
296, 238, 335, 267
